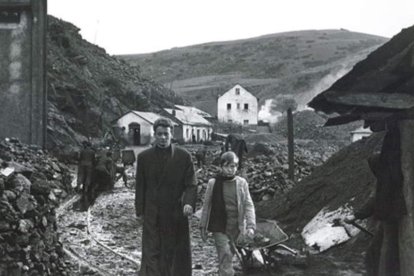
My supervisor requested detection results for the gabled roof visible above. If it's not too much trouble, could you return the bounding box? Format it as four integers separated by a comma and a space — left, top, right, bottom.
174, 105, 213, 118
164, 108, 212, 126
114, 110, 177, 126
219, 84, 257, 100
131, 111, 164, 124
308, 25, 414, 126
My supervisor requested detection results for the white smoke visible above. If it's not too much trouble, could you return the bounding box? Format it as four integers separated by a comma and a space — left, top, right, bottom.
297, 67, 351, 111
258, 99, 282, 123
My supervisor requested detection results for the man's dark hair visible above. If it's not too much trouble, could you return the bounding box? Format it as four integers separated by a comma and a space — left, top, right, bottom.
153, 118, 173, 131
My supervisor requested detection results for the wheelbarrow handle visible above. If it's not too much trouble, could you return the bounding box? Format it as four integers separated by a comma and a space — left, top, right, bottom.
348, 221, 374, 237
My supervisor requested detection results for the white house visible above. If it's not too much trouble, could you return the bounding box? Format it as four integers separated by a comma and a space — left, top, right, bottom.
163, 108, 213, 143
114, 111, 174, 146
217, 84, 258, 125
350, 126, 372, 142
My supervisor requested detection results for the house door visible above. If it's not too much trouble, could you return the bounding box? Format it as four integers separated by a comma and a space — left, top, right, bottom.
129, 123, 141, 146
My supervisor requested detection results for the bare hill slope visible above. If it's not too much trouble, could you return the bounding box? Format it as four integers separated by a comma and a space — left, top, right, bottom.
120, 30, 387, 115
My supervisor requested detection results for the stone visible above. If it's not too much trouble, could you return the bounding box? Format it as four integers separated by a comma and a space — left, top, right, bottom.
9, 174, 32, 195
16, 194, 37, 214
3, 190, 17, 201
18, 219, 34, 233
0, 221, 11, 232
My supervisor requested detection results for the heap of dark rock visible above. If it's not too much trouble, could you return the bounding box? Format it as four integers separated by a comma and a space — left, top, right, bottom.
0, 138, 73, 275
187, 141, 331, 204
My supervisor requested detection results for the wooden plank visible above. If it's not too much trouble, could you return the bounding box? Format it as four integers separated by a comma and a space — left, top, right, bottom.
326, 92, 414, 109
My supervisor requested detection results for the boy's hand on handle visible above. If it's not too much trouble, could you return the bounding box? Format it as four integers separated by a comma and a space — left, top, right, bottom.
344, 214, 356, 224
183, 204, 193, 216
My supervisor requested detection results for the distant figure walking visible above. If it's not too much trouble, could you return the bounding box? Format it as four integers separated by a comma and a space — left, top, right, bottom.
225, 134, 248, 169
77, 141, 95, 210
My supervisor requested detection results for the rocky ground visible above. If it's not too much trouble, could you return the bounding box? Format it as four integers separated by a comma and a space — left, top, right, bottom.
56, 141, 371, 275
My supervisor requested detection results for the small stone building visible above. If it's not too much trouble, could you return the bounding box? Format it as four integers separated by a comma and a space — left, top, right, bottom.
217, 84, 258, 125
114, 111, 173, 146
163, 108, 213, 143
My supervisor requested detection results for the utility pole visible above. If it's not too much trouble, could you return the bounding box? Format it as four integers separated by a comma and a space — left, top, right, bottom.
287, 107, 294, 181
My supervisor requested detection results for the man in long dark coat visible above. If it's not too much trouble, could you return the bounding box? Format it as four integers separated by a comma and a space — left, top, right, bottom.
135, 118, 197, 276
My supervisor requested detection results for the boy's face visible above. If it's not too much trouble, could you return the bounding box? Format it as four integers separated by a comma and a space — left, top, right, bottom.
222, 162, 238, 177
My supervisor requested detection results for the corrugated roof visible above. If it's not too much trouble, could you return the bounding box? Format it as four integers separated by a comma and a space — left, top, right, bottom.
309, 25, 414, 116
164, 108, 212, 126
174, 105, 213, 118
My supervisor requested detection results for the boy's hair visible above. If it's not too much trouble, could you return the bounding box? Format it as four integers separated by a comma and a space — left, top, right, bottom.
220, 151, 239, 166
153, 118, 173, 131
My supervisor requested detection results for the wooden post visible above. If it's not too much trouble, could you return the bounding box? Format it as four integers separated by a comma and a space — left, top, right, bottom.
399, 120, 414, 276
287, 108, 294, 181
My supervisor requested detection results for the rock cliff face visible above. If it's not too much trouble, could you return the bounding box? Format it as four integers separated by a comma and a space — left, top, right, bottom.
46, 16, 184, 154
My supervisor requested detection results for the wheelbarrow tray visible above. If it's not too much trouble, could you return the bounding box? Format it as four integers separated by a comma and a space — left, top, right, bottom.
235, 219, 290, 270
237, 219, 288, 250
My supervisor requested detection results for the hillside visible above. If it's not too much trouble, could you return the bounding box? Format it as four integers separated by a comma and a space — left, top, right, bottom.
120, 30, 387, 115
46, 16, 184, 153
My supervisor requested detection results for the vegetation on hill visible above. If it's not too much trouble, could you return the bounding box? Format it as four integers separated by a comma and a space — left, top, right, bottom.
120, 30, 387, 115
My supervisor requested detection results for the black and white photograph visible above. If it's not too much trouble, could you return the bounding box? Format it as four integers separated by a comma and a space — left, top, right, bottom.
1, 0, 414, 275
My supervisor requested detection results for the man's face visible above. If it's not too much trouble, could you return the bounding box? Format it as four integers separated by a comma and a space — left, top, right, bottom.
154, 126, 172, 148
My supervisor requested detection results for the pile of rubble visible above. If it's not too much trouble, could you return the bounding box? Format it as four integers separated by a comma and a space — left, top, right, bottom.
0, 138, 73, 275
188, 141, 330, 203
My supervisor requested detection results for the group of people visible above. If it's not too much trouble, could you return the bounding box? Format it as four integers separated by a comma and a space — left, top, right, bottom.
76, 142, 127, 210
135, 118, 256, 276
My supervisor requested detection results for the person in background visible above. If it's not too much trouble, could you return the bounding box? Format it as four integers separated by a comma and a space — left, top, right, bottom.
77, 141, 95, 192
200, 151, 256, 276
195, 144, 208, 168
135, 118, 197, 276
344, 123, 407, 276
77, 141, 95, 210
225, 134, 248, 169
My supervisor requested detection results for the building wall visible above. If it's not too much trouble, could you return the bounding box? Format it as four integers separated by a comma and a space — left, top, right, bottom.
116, 113, 154, 145
217, 84, 258, 125
0, 0, 47, 147
181, 125, 212, 143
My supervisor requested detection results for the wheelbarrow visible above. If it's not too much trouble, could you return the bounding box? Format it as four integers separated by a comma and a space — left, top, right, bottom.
234, 219, 297, 271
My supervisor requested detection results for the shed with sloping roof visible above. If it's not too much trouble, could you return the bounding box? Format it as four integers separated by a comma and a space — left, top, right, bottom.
114, 111, 174, 146
163, 108, 213, 143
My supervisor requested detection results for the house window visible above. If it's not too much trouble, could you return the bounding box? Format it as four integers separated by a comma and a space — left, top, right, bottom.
0, 10, 21, 23
235, 88, 240, 95
228, 119, 233, 123
244, 103, 249, 110
227, 103, 231, 110
237, 103, 240, 109
243, 120, 249, 125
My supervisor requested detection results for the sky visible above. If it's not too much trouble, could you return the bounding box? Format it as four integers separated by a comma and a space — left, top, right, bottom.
49, 0, 414, 55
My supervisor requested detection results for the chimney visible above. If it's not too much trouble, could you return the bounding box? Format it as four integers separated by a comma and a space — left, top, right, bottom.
172, 109, 176, 116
